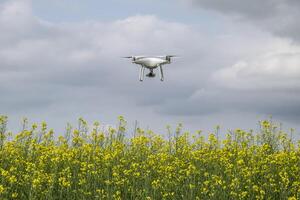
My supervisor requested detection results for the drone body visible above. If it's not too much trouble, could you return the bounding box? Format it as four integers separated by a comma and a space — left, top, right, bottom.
123, 55, 177, 81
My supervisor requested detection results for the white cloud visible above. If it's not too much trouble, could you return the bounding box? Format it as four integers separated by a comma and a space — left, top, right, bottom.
0, 0, 36, 39
213, 39, 300, 90
0, 0, 208, 132
0, 1, 200, 82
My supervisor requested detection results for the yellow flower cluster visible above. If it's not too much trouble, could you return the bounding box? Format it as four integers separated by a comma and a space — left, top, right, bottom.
0, 116, 299, 199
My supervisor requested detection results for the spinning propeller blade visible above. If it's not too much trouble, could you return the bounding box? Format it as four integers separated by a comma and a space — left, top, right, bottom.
156, 55, 179, 58
166, 55, 179, 58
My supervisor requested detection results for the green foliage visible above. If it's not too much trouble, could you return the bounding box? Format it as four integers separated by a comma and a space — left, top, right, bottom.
0, 116, 299, 200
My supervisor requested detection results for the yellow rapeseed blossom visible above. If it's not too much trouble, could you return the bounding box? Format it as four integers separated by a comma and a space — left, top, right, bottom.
0, 185, 4, 194
11, 192, 18, 198
0, 117, 299, 199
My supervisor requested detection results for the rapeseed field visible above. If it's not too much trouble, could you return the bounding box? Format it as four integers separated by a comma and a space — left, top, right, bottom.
0, 115, 299, 199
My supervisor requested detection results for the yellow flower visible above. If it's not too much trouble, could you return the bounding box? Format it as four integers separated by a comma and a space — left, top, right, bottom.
151, 180, 160, 189
12, 192, 18, 198
9, 175, 17, 184
58, 177, 71, 188
0, 185, 4, 194
288, 197, 297, 200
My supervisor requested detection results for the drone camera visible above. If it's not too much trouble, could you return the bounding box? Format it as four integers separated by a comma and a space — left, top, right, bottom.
146, 72, 156, 78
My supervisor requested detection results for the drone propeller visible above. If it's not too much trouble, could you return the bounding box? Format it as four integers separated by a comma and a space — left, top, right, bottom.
166, 55, 179, 58
164, 55, 179, 63
122, 56, 136, 61
122, 56, 147, 62
156, 55, 179, 58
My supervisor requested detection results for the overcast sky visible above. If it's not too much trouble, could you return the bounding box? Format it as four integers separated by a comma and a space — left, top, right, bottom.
1, 0, 299, 136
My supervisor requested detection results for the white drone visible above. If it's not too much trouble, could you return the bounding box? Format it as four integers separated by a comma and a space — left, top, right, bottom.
123, 55, 178, 81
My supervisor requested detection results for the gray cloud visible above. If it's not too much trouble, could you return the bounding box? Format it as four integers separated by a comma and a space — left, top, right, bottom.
176, 0, 300, 125
190, 0, 300, 42
159, 88, 300, 123
0, 0, 210, 132
1, 0, 300, 134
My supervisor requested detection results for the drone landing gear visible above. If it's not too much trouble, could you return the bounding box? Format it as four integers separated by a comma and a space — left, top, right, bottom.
139, 66, 145, 81
139, 67, 164, 81
159, 65, 164, 81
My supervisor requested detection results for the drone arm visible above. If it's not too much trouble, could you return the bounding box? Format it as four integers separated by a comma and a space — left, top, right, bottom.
159, 65, 164, 81
139, 65, 145, 81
